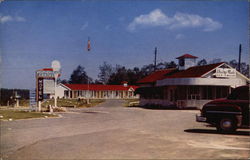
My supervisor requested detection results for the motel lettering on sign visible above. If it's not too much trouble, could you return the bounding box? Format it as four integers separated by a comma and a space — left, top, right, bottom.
37, 78, 44, 101
36, 68, 61, 102
36, 70, 60, 79
214, 68, 236, 78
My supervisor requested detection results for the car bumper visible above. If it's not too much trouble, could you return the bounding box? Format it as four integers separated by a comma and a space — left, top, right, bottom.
196, 114, 207, 122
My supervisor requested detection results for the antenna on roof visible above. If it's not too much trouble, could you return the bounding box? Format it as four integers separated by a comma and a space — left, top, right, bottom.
238, 44, 242, 72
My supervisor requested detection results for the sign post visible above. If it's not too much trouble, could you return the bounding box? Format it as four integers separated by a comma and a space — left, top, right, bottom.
51, 60, 61, 108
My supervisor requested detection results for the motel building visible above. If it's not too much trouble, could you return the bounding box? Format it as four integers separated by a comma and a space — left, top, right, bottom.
55, 83, 139, 99
136, 54, 249, 109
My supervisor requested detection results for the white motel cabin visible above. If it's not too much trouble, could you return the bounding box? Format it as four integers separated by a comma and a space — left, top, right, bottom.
55, 83, 139, 99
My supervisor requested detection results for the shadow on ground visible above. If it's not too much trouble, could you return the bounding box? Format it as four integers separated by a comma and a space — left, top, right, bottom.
184, 129, 250, 136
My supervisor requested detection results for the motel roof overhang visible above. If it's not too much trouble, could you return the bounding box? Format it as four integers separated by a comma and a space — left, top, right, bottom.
156, 77, 248, 88
59, 83, 138, 91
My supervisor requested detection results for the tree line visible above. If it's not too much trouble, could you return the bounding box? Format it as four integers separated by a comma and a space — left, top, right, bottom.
60, 59, 249, 85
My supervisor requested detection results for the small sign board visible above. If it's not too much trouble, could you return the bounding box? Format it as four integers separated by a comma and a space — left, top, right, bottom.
29, 89, 36, 110
36, 70, 60, 79
214, 68, 236, 78
43, 79, 55, 94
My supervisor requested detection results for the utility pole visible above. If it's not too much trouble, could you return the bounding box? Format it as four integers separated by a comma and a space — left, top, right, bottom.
87, 76, 90, 104
238, 44, 242, 72
154, 47, 157, 71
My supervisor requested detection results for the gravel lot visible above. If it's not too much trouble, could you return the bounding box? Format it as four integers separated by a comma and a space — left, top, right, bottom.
1, 99, 249, 159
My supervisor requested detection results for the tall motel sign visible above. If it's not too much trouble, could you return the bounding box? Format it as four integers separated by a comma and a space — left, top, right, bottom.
36, 68, 60, 111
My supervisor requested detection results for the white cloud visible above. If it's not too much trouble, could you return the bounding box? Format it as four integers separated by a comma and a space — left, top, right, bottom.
127, 9, 222, 32
16, 16, 26, 22
80, 22, 89, 30
175, 33, 185, 40
0, 14, 26, 24
0, 15, 13, 23
105, 25, 111, 30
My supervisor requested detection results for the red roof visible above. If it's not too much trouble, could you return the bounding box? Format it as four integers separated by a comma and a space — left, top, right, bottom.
38, 68, 53, 71
166, 62, 224, 78
63, 84, 138, 91
137, 62, 224, 83
176, 54, 198, 59
137, 69, 177, 84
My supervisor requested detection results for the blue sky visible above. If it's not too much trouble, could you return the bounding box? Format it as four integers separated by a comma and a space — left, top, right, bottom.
0, 0, 249, 89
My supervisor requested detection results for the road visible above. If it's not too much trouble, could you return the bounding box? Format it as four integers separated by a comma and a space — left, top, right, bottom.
1, 99, 249, 159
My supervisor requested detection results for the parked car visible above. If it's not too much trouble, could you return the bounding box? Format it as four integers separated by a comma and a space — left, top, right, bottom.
196, 85, 249, 133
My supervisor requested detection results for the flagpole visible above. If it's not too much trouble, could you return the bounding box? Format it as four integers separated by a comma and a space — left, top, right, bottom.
86, 36, 90, 104
87, 76, 90, 104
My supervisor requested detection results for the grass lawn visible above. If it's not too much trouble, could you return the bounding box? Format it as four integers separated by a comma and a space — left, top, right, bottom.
42, 99, 105, 108
123, 99, 139, 107
0, 109, 57, 120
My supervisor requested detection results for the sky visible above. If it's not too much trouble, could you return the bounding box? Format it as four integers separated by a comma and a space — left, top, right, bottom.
0, 0, 249, 89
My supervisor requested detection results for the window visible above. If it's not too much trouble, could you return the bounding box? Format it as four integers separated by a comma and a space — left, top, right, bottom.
202, 86, 208, 99
170, 90, 173, 101
64, 91, 69, 98
207, 87, 213, 99
187, 86, 200, 100
179, 59, 184, 66
163, 87, 168, 99
216, 87, 229, 99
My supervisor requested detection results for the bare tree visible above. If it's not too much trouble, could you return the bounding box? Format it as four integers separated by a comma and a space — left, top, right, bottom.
98, 61, 114, 84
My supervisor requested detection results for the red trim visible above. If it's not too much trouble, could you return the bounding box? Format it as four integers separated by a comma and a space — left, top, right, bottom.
176, 54, 198, 59
39, 68, 53, 71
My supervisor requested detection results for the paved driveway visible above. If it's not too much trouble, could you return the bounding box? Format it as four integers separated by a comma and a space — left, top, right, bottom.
1, 100, 249, 159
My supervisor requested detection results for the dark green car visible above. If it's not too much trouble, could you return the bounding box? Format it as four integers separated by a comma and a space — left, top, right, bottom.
196, 85, 249, 133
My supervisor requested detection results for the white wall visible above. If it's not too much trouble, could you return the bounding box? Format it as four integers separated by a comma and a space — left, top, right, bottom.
55, 85, 68, 98
179, 58, 196, 70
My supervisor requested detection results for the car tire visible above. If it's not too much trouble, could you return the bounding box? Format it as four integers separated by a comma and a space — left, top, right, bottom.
216, 117, 237, 133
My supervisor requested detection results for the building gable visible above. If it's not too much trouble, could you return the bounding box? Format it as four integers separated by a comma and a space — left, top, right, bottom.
59, 83, 72, 90
202, 63, 249, 82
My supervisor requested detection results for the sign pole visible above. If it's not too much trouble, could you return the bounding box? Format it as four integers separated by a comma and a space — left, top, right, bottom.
54, 77, 57, 107
87, 77, 90, 104
51, 60, 61, 108
38, 101, 41, 112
